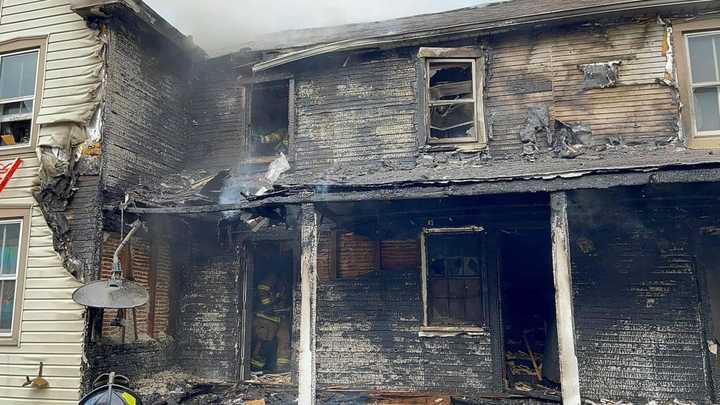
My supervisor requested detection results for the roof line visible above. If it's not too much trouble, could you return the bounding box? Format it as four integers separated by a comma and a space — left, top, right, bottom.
253, 0, 713, 72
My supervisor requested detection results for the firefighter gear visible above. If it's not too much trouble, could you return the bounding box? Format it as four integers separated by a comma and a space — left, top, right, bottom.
251, 276, 290, 372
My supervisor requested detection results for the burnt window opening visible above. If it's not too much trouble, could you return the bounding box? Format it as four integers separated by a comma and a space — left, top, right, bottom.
248, 80, 290, 159
0, 49, 39, 148
499, 229, 560, 394
422, 227, 487, 328
427, 59, 478, 144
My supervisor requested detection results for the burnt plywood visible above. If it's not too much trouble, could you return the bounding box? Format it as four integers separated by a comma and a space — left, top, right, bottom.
568, 196, 711, 402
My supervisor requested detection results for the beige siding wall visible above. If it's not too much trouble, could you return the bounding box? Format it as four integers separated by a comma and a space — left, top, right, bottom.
0, 0, 103, 403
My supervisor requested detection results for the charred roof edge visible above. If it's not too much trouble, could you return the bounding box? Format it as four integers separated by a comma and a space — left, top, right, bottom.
253, 0, 715, 72
69, 0, 204, 56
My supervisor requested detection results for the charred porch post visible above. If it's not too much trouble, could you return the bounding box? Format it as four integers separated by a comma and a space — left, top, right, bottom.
550, 192, 581, 404
299, 203, 318, 404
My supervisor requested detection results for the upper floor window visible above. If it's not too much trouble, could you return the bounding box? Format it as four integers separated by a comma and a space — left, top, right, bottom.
687, 32, 720, 136
247, 79, 290, 162
0, 49, 39, 148
419, 48, 487, 150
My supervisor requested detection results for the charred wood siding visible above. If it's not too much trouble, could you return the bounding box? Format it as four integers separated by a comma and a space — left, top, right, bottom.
65, 174, 102, 280
485, 20, 677, 155
177, 254, 241, 381
294, 52, 419, 171
102, 20, 191, 199
188, 56, 246, 172
568, 197, 710, 402
315, 233, 498, 394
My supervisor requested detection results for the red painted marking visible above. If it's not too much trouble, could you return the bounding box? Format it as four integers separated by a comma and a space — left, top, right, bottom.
0, 158, 22, 193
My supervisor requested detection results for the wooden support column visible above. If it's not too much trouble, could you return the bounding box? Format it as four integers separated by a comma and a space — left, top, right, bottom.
550, 192, 581, 405
299, 203, 318, 405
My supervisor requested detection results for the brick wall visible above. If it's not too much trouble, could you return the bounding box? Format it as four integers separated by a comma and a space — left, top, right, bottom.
100, 233, 173, 340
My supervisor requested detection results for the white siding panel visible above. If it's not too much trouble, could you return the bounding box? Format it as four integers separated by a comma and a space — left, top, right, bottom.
0, 1, 102, 403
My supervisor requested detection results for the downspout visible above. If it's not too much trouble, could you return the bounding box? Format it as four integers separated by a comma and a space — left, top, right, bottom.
110, 220, 143, 285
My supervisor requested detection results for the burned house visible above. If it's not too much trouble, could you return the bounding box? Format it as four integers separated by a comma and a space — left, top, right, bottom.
6, 0, 720, 404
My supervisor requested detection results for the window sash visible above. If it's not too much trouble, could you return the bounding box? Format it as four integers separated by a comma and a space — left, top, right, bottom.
426, 58, 478, 144
421, 227, 487, 329
686, 31, 720, 138
0, 49, 39, 103
0, 219, 23, 337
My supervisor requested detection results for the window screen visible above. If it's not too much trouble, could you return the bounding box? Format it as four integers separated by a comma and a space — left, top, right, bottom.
0, 221, 22, 335
0, 50, 38, 147
427, 60, 477, 143
687, 32, 720, 135
424, 230, 486, 327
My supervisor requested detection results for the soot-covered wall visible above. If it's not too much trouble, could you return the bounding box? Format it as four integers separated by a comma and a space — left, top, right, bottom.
314, 229, 501, 395
102, 16, 192, 201
568, 191, 711, 402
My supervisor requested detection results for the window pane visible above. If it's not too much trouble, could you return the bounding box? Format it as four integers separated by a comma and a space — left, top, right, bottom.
429, 62, 473, 101
429, 103, 475, 140
0, 51, 38, 100
465, 297, 484, 323
1, 100, 32, 119
0, 280, 15, 333
448, 299, 466, 323
430, 298, 449, 324
0, 120, 31, 146
0, 222, 21, 275
688, 35, 718, 83
430, 279, 449, 299
694, 87, 720, 132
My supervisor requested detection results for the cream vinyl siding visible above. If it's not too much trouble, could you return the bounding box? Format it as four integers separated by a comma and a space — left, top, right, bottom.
0, 0, 103, 404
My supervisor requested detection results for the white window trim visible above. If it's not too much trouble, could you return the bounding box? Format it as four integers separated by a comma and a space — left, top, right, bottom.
426, 58, 479, 145
685, 30, 720, 138
420, 226, 487, 335
0, 48, 40, 150
0, 218, 23, 338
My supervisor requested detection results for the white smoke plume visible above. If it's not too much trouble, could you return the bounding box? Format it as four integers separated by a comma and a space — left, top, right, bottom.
144, 0, 495, 56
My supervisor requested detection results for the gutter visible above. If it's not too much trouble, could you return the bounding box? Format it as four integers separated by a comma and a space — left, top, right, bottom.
253, 0, 716, 72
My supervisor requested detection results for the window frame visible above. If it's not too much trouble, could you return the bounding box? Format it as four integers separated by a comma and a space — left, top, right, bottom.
420, 226, 489, 333
418, 47, 488, 151
674, 19, 720, 149
240, 73, 295, 164
0, 206, 31, 346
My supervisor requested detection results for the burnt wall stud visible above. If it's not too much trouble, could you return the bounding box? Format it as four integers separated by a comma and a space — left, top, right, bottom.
299, 203, 318, 404
551, 192, 581, 405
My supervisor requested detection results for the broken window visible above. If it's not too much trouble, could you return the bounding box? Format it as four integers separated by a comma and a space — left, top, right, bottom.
422, 227, 487, 328
427, 60, 478, 144
248, 80, 290, 159
0, 212, 28, 345
0, 49, 39, 148
686, 31, 720, 136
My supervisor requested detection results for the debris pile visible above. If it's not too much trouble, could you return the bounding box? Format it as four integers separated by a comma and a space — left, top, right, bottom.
131, 371, 296, 405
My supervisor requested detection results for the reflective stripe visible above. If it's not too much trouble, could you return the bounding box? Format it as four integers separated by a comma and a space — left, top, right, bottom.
277, 357, 290, 365
257, 312, 281, 323
251, 358, 265, 368
121, 392, 138, 405
260, 298, 273, 305
258, 284, 271, 291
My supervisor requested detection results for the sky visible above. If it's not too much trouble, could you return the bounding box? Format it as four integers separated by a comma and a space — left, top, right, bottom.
143, 0, 488, 55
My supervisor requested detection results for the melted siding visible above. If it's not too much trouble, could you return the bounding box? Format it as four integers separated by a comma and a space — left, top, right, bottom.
0, 1, 103, 403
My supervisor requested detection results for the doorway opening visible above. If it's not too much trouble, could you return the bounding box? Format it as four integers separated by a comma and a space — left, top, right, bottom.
244, 241, 294, 378
499, 228, 560, 395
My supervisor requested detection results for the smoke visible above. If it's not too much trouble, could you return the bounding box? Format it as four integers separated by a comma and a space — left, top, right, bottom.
144, 0, 493, 56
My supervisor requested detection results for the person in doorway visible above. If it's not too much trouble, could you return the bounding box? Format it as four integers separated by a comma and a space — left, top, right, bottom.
251, 272, 291, 372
